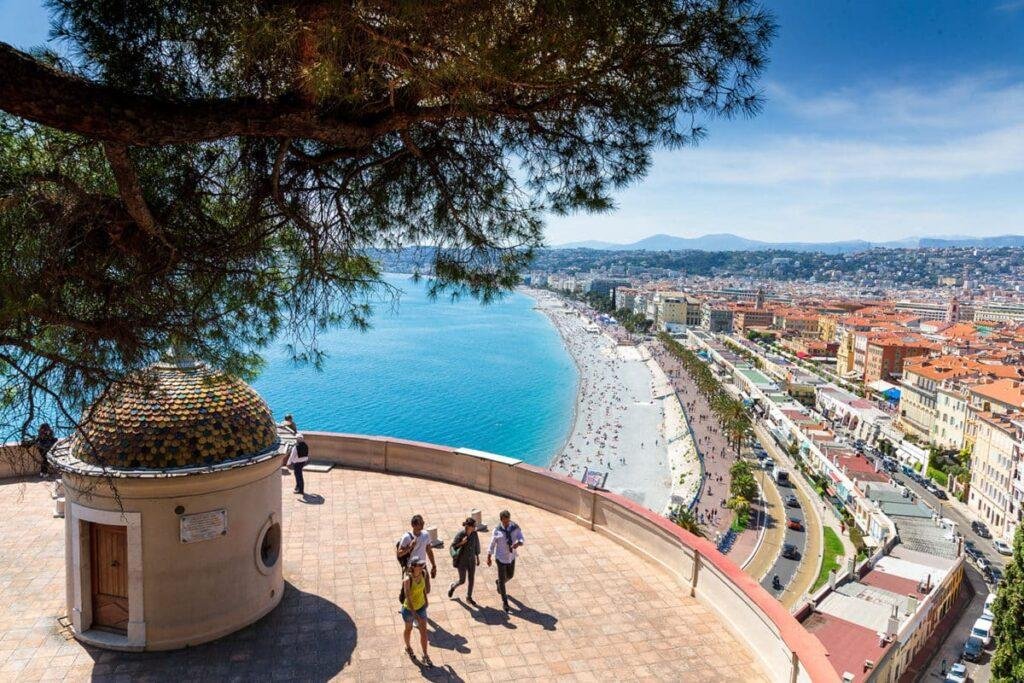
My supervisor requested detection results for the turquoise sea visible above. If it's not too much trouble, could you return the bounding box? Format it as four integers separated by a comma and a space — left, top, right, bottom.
251, 274, 578, 466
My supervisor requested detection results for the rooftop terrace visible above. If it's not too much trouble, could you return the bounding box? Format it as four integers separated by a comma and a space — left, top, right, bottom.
0, 430, 841, 681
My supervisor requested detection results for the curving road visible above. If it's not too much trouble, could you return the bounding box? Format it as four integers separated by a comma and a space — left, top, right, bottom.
760, 462, 808, 598
754, 423, 825, 610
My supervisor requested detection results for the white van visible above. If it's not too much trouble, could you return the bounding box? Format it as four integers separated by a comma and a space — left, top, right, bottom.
971, 617, 993, 647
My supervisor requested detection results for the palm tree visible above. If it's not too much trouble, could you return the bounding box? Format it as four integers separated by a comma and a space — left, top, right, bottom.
673, 508, 706, 538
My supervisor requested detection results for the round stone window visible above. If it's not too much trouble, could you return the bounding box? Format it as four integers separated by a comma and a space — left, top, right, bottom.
256, 518, 281, 575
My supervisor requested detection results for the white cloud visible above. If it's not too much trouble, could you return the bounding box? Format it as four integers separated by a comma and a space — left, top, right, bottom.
995, 0, 1024, 13
657, 124, 1024, 185
767, 73, 1024, 132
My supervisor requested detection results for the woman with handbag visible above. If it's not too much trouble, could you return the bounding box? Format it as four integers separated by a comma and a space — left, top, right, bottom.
447, 517, 480, 605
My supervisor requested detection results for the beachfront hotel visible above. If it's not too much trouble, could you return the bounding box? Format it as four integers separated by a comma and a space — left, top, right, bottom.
0, 359, 837, 682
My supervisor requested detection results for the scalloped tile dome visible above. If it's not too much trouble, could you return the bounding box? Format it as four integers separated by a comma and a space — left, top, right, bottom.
70, 361, 279, 469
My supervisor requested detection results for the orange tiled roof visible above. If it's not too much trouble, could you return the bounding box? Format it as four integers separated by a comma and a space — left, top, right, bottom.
972, 378, 1024, 410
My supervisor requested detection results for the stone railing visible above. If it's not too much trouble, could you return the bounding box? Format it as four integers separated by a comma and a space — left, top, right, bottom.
303, 431, 837, 683
0, 442, 40, 479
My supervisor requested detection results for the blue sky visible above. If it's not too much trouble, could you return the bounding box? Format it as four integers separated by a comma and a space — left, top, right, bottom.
2, 1, 1023, 245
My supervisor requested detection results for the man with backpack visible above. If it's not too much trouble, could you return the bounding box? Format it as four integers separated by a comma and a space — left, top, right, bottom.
396, 514, 437, 578
486, 510, 525, 613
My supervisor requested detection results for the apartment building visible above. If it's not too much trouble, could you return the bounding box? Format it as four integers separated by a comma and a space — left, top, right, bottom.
898, 357, 984, 442
818, 315, 838, 343
864, 336, 935, 384
652, 291, 701, 329
968, 411, 1022, 541
974, 300, 1024, 323
613, 286, 638, 312
934, 378, 975, 452
700, 301, 734, 333
732, 305, 775, 333
773, 308, 821, 336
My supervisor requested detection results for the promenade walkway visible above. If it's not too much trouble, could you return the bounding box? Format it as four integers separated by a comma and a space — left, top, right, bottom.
650, 341, 738, 538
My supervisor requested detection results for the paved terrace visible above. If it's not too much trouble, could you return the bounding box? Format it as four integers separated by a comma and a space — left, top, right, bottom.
0, 469, 771, 682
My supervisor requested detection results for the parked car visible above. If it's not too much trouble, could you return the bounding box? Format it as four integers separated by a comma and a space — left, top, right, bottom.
988, 567, 1003, 587
944, 662, 968, 683
785, 495, 800, 507
933, 489, 948, 500
977, 556, 992, 573
983, 592, 996, 620
964, 545, 983, 563
781, 543, 800, 560
971, 617, 993, 647
972, 521, 991, 538
787, 518, 804, 531
962, 635, 984, 662
993, 540, 1012, 556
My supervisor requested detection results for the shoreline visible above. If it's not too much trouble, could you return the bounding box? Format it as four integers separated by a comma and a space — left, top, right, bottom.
522, 287, 686, 512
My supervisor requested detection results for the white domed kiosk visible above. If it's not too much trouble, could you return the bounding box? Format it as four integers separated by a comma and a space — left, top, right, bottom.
49, 358, 283, 651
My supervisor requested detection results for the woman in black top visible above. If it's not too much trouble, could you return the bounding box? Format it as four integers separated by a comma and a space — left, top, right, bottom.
447, 517, 481, 605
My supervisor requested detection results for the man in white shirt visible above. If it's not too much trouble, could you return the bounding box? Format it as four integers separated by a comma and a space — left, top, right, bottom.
397, 514, 437, 578
486, 510, 525, 613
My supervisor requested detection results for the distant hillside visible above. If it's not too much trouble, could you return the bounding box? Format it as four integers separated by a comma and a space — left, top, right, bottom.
553, 232, 1024, 254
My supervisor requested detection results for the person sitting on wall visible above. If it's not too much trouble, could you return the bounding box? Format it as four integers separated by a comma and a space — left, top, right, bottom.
22, 423, 57, 477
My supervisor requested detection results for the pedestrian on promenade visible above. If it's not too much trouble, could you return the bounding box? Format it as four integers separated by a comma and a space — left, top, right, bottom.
401, 560, 432, 667
287, 433, 309, 494
448, 517, 481, 604
487, 510, 525, 613
397, 514, 438, 578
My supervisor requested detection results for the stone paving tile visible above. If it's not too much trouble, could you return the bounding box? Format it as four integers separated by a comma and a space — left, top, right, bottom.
0, 469, 767, 681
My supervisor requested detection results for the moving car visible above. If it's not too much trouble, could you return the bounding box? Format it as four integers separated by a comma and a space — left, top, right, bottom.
787, 518, 804, 531
944, 662, 967, 683
962, 635, 984, 662
971, 617, 993, 647
781, 543, 800, 560
972, 521, 991, 538
993, 539, 1012, 556
785, 494, 800, 507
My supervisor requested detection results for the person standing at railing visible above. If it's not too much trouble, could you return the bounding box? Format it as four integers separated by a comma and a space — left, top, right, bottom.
287, 433, 309, 495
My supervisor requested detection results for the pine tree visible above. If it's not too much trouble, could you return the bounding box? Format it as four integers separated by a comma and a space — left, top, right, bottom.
0, 2, 775, 444
992, 524, 1024, 681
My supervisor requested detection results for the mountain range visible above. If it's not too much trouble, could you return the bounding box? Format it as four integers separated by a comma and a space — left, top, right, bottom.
552, 233, 1024, 254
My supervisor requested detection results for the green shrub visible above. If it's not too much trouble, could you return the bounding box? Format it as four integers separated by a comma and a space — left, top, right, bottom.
730, 509, 749, 532
928, 467, 948, 487
811, 527, 845, 592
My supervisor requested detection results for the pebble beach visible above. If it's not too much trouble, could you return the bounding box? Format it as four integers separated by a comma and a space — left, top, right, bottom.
526, 289, 701, 513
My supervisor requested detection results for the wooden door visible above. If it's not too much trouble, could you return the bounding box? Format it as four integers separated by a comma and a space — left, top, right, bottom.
90, 523, 129, 633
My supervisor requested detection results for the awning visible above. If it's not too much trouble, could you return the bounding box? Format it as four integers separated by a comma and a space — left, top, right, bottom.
868, 379, 898, 393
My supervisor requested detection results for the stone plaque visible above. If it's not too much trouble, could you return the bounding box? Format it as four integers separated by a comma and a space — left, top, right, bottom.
180, 508, 228, 543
